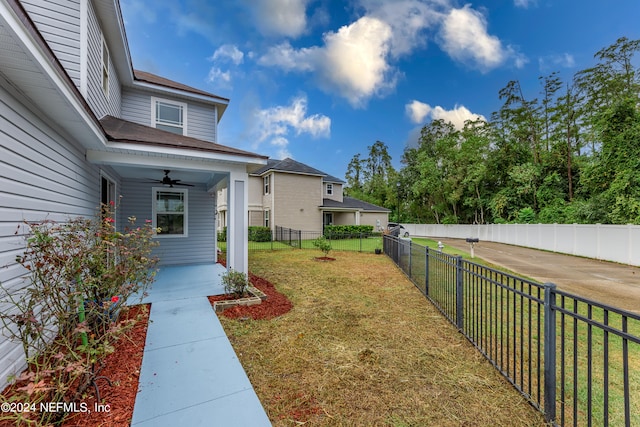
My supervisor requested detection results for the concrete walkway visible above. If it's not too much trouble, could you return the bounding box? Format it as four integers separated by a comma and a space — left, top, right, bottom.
129, 264, 271, 426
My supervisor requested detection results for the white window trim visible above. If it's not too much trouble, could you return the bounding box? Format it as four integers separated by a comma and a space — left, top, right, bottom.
326, 183, 333, 195
264, 210, 270, 228
152, 187, 188, 238
100, 170, 117, 226
151, 97, 188, 135
101, 35, 109, 97
264, 175, 270, 195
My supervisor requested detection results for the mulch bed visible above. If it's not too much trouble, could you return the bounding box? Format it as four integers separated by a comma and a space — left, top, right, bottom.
208, 271, 293, 320
1, 269, 291, 426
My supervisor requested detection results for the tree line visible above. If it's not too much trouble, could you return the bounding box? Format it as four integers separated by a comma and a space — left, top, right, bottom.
345, 37, 640, 225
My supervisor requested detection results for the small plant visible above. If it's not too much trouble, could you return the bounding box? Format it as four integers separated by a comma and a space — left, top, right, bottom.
221, 269, 249, 298
312, 236, 332, 257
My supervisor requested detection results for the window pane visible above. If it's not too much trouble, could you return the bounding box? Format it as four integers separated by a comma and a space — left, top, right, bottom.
156, 192, 184, 212
156, 102, 183, 126
155, 123, 183, 135
157, 214, 184, 234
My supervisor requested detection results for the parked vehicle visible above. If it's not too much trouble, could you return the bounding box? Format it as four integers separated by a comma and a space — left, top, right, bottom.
387, 223, 409, 237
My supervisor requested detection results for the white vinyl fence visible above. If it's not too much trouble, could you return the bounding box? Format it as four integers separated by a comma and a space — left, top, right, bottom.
403, 223, 640, 267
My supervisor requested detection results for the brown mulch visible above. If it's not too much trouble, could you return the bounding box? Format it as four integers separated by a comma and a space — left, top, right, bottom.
208, 271, 293, 320
1, 269, 291, 426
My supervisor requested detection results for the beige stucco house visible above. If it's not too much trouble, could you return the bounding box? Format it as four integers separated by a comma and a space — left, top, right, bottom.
217, 158, 390, 234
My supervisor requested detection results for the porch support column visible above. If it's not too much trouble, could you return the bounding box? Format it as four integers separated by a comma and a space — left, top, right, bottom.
354, 211, 360, 225
227, 172, 248, 275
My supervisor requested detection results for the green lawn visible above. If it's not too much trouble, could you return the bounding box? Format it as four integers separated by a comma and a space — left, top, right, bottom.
218, 235, 384, 253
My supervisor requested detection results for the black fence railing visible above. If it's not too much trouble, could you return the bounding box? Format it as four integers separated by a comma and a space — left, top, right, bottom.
383, 235, 640, 427
218, 226, 384, 253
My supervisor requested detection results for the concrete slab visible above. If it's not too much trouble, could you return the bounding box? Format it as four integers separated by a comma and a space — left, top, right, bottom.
143, 298, 226, 351
130, 263, 271, 427
129, 263, 227, 304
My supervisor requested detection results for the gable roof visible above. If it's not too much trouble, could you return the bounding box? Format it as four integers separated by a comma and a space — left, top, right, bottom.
251, 157, 346, 183
321, 196, 391, 212
100, 115, 267, 159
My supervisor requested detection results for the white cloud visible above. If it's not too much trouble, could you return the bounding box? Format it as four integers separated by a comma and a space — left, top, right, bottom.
249, 0, 310, 38
358, 0, 444, 57
405, 100, 485, 129
538, 53, 575, 71
253, 95, 330, 156
206, 67, 232, 87
259, 16, 397, 107
514, 0, 537, 8
211, 44, 244, 65
439, 5, 510, 72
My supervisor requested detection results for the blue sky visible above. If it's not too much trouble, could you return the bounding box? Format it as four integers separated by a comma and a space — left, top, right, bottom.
120, 0, 640, 180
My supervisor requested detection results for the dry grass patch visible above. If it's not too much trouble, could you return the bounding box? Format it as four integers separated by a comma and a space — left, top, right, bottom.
220, 250, 547, 426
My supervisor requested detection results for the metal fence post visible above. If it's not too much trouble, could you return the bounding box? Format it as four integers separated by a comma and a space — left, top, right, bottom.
425, 246, 429, 296
456, 256, 464, 330
543, 282, 557, 424
408, 239, 412, 279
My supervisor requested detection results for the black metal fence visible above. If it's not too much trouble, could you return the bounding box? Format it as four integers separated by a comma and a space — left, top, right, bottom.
383, 235, 640, 426
219, 226, 383, 253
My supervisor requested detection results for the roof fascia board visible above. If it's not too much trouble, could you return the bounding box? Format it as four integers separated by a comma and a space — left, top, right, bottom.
252, 169, 325, 178
88, 144, 267, 167
131, 80, 230, 106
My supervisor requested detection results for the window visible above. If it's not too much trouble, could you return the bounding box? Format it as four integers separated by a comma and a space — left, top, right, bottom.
326, 183, 333, 195
152, 97, 186, 135
264, 175, 270, 195
264, 210, 270, 228
153, 188, 188, 237
101, 37, 109, 96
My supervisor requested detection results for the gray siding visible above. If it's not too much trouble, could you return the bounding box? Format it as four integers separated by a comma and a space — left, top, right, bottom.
119, 180, 215, 265
85, 0, 121, 118
121, 88, 218, 142
0, 83, 102, 386
21, 0, 82, 89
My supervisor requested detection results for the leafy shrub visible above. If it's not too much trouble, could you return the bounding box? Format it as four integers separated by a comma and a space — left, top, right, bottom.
517, 207, 536, 223
323, 225, 374, 239
0, 203, 158, 425
217, 226, 227, 242
221, 269, 249, 298
312, 236, 332, 256
248, 226, 272, 242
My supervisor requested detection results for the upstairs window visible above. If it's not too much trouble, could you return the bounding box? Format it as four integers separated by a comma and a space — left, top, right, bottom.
101, 37, 109, 96
264, 175, 270, 195
326, 183, 333, 195
153, 97, 186, 135
153, 188, 188, 237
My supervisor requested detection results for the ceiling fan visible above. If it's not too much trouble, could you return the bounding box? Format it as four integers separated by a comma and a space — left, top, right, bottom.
148, 170, 194, 187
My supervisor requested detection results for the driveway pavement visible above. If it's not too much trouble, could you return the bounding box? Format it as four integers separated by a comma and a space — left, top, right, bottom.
439, 238, 640, 313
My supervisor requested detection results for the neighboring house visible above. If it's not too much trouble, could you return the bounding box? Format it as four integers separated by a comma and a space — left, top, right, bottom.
217, 158, 390, 234
0, 0, 266, 384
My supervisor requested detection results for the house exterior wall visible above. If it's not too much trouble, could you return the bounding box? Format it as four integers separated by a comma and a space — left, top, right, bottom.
0, 82, 102, 387
333, 212, 356, 225
273, 173, 322, 233
85, 0, 121, 118
121, 88, 218, 142
20, 0, 82, 88
324, 182, 343, 202
360, 212, 388, 231
119, 180, 215, 265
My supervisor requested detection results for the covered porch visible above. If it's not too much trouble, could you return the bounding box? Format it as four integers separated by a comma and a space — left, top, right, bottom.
88, 116, 269, 275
